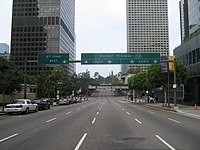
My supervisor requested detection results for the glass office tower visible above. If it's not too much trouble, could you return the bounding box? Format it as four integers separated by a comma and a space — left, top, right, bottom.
188, 0, 200, 35
11, 0, 75, 75
126, 0, 169, 72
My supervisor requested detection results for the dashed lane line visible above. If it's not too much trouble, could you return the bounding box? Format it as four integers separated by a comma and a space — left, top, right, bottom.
135, 118, 142, 124
0, 133, 19, 143
92, 118, 96, 124
168, 118, 180, 124
74, 133, 88, 150
66, 111, 72, 115
149, 111, 156, 115
46, 118, 56, 123
156, 135, 176, 150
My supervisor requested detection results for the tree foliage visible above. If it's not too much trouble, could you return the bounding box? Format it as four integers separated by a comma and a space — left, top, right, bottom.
127, 68, 142, 74
147, 64, 164, 89
128, 72, 149, 91
0, 57, 23, 94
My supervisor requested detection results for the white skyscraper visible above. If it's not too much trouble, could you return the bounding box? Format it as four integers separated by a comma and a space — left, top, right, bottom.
125, 0, 169, 72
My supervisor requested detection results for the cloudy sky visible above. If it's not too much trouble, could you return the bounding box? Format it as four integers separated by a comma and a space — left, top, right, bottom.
0, 0, 181, 77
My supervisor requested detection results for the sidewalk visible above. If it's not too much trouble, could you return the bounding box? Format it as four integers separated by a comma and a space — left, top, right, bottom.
146, 102, 200, 119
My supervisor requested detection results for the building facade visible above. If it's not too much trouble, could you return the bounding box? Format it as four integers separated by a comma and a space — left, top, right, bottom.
11, 0, 76, 75
0, 43, 9, 53
188, 0, 200, 35
125, 0, 169, 73
179, 0, 189, 43
174, 0, 200, 103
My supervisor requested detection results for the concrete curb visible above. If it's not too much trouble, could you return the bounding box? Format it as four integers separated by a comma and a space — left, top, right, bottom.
145, 104, 177, 112
0, 113, 7, 116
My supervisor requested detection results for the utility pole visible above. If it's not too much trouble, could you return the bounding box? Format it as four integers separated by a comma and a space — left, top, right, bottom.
174, 60, 177, 106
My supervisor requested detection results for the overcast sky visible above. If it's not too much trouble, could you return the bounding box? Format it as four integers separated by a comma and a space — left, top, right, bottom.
0, 0, 181, 77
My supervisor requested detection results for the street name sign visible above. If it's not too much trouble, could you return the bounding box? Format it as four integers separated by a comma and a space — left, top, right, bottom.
81, 53, 161, 65
38, 53, 69, 64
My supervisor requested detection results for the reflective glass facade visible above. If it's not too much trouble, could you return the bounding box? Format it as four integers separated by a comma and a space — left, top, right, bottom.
179, 0, 189, 42
126, 0, 169, 71
188, 0, 200, 35
0, 43, 9, 53
11, 0, 75, 75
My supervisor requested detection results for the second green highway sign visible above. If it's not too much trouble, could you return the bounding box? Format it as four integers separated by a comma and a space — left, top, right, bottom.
81, 53, 161, 65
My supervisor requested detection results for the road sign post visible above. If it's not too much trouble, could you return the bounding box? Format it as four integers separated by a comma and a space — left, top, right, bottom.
37, 53, 69, 64
81, 53, 160, 65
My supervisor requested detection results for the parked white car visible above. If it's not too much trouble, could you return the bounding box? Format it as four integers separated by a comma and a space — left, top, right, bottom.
5, 99, 38, 114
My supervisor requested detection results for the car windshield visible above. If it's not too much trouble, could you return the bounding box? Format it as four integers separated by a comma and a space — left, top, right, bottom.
11, 100, 25, 104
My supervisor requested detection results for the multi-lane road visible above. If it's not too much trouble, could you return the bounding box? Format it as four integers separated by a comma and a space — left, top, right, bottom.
0, 90, 200, 150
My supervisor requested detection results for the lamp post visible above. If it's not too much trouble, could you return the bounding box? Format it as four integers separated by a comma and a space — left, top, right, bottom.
24, 58, 27, 99
173, 59, 177, 106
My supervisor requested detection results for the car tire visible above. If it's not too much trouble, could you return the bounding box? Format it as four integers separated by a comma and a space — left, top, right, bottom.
8, 112, 12, 115
48, 105, 50, 109
25, 108, 29, 114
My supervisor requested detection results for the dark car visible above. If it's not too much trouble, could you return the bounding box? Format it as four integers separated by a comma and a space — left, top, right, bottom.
33, 99, 51, 110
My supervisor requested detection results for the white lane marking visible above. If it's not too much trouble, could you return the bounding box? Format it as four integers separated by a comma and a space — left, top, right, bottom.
77, 108, 80, 110
96, 112, 99, 115
149, 111, 156, 115
179, 111, 200, 119
135, 118, 142, 124
138, 107, 142, 110
0, 133, 19, 143
66, 111, 72, 115
46, 118, 56, 123
168, 118, 180, 124
92, 118, 96, 124
99, 103, 104, 110
126, 112, 130, 115
74, 133, 88, 150
156, 135, 176, 150
122, 108, 125, 110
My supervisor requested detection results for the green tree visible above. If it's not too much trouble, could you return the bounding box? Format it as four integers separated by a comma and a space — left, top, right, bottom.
128, 72, 149, 101
0, 58, 23, 112
147, 64, 164, 89
127, 68, 142, 74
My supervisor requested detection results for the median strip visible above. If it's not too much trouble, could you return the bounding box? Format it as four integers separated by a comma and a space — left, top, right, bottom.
74, 133, 88, 150
156, 135, 176, 150
46, 118, 56, 123
0, 133, 19, 143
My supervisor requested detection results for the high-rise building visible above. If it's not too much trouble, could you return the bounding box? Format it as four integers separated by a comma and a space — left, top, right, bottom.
179, 0, 189, 43
188, 0, 200, 35
174, 0, 200, 103
125, 0, 169, 72
0, 43, 9, 53
10, 0, 76, 75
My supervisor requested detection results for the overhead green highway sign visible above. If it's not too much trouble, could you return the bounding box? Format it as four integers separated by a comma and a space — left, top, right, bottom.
38, 53, 69, 64
81, 53, 161, 65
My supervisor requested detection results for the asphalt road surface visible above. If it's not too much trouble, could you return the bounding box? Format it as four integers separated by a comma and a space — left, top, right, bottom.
0, 90, 200, 150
